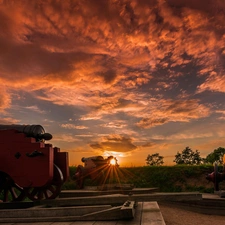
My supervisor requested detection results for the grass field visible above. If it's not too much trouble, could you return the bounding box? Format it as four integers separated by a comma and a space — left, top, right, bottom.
63, 164, 222, 193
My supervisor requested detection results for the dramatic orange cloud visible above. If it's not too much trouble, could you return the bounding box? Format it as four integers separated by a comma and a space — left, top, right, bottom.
0, 0, 225, 166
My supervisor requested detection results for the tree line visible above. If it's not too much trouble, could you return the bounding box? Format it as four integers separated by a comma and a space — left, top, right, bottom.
146, 146, 225, 166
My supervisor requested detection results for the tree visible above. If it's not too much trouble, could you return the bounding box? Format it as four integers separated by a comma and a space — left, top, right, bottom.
174, 146, 204, 165
146, 153, 164, 166
205, 147, 225, 164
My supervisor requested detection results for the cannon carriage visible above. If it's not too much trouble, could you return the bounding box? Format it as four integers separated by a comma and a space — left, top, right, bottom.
0, 124, 69, 202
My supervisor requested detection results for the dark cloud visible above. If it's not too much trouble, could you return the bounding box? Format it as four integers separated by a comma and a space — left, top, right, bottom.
141, 142, 156, 148
136, 99, 211, 128
165, 99, 203, 114
89, 135, 137, 153
98, 69, 117, 84
1, 44, 73, 78
89, 143, 104, 150
137, 118, 168, 128
167, 0, 225, 15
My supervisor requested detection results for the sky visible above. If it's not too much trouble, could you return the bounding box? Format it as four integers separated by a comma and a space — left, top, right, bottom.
0, 0, 225, 167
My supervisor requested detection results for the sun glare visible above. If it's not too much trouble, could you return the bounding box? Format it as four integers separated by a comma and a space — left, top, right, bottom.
110, 158, 117, 165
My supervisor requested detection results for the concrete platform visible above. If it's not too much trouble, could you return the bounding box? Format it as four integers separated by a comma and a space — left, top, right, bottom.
59, 187, 158, 198
0, 201, 165, 225
44, 192, 202, 207
0, 192, 201, 224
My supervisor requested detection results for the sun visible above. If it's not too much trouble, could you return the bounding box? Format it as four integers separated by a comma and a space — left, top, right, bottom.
110, 158, 117, 165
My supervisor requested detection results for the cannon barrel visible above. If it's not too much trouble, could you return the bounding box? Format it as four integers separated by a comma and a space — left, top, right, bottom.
0, 124, 52, 141
81, 156, 104, 162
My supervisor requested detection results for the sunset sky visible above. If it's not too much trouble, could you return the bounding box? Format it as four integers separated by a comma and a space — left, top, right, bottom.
1, 0, 225, 167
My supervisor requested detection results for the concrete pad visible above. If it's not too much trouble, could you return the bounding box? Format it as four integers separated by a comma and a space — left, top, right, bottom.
0, 205, 112, 218
59, 188, 158, 198
43, 192, 202, 207
0, 202, 135, 223
141, 202, 166, 225
0, 201, 166, 224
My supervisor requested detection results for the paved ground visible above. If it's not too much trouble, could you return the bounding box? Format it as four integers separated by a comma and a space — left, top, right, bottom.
159, 203, 225, 225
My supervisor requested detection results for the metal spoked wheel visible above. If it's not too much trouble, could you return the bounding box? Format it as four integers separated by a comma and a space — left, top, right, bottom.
24, 164, 64, 201
0, 172, 26, 202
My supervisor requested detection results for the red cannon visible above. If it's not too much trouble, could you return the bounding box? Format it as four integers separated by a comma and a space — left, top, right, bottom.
73, 155, 118, 189
206, 155, 225, 192
0, 124, 69, 202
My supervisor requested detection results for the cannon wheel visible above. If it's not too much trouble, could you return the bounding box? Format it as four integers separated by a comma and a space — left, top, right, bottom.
0, 172, 26, 202
214, 163, 219, 191
24, 164, 64, 201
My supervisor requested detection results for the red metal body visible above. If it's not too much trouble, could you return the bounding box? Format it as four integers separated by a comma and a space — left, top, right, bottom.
206, 161, 225, 192
0, 125, 69, 202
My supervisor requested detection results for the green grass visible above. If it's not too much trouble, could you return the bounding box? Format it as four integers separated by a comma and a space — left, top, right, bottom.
62, 165, 217, 193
